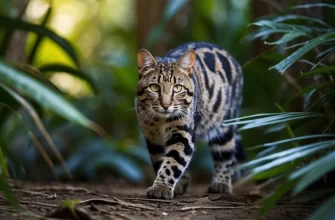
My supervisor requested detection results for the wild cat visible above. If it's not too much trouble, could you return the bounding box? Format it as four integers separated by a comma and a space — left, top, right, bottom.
135, 42, 246, 199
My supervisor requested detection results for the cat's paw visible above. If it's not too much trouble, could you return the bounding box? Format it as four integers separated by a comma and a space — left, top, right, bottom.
208, 182, 232, 194
174, 173, 191, 196
147, 184, 174, 199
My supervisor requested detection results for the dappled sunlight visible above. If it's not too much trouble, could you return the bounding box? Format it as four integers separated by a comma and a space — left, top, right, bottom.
26, 0, 49, 21
50, 72, 92, 97
0, 0, 334, 218
26, 0, 133, 66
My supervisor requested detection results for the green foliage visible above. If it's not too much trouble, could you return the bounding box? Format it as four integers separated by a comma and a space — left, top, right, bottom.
0, 16, 80, 66
0, 1, 334, 219
0, 0, 147, 204
39, 64, 98, 93
232, 2, 335, 219
58, 139, 148, 183
58, 199, 81, 220
0, 0, 15, 16
0, 60, 96, 129
0, 140, 18, 207
0, 142, 8, 177
145, 0, 190, 48
271, 32, 335, 73
308, 195, 335, 220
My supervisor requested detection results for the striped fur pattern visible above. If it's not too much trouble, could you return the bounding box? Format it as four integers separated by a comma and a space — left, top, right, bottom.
136, 42, 246, 199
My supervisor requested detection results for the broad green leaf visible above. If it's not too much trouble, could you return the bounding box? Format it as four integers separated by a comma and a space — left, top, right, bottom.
145, 0, 189, 48
249, 134, 335, 150
28, 4, 52, 64
250, 142, 335, 175
293, 189, 335, 202
0, 177, 18, 207
292, 3, 335, 10
258, 179, 298, 218
274, 103, 296, 141
297, 66, 335, 80
256, 145, 276, 157
306, 90, 335, 111
287, 81, 335, 105
61, 139, 143, 182
257, 175, 283, 189
272, 15, 332, 28
0, 138, 25, 178
0, 143, 8, 177
223, 112, 321, 125
304, 89, 317, 110
239, 140, 335, 169
263, 123, 286, 134
123, 146, 151, 164
224, 112, 286, 123
284, 41, 308, 50
316, 47, 335, 59
297, 59, 318, 67
308, 195, 335, 220
0, 16, 80, 67
86, 152, 143, 183
16, 64, 61, 93
240, 115, 325, 130
291, 151, 335, 194
39, 63, 98, 94
252, 163, 297, 180
250, 20, 313, 32
270, 32, 335, 73
265, 32, 308, 45
0, 60, 104, 136
252, 29, 290, 40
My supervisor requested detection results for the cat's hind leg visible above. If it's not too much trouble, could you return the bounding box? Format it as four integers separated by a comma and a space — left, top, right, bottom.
174, 171, 191, 196
208, 126, 239, 194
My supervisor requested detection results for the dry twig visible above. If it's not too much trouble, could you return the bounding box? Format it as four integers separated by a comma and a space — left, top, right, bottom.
19, 200, 58, 208
180, 205, 259, 211
32, 185, 89, 193
12, 189, 50, 197
80, 197, 155, 211
123, 197, 175, 203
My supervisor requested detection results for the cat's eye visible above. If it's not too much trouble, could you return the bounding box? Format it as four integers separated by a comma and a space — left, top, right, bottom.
149, 84, 160, 92
173, 85, 182, 93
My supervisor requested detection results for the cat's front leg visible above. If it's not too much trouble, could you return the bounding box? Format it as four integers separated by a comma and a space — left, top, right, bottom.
147, 131, 194, 199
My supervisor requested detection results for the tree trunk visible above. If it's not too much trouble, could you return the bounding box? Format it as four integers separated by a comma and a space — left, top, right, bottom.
5, 0, 27, 63
135, 0, 191, 55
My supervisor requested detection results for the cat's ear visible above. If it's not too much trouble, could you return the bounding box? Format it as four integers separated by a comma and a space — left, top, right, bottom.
176, 50, 196, 76
137, 49, 157, 69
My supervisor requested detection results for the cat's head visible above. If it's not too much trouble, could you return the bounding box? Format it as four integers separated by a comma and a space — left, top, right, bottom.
136, 49, 196, 118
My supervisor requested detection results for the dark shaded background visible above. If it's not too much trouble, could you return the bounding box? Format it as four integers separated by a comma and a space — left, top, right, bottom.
0, 0, 333, 186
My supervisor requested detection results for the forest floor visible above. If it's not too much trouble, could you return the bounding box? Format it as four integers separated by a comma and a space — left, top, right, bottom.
0, 180, 318, 220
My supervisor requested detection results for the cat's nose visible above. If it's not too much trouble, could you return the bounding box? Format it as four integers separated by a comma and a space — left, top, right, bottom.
161, 103, 171, 110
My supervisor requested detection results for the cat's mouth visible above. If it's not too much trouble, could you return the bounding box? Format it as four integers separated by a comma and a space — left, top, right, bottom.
156, 109, 173, 117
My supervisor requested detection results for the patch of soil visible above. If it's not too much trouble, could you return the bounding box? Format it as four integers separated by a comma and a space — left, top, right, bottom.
0, 180, 317, 220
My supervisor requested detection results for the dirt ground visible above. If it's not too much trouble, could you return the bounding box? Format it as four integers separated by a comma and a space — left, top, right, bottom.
0, 180, 317, 220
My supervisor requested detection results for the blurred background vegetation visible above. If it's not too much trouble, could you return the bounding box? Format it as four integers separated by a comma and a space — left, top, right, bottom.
0, 0, 334, 218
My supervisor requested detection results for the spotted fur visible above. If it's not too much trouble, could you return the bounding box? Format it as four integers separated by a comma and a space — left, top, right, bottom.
136, 42, 246, 199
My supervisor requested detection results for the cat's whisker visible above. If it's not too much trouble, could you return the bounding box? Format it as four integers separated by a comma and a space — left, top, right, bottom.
137, 108, 153, 123
180, 109, 194, 123
140, 112, 152, 124
125, 107, 140, 112
176, 112, 183, 124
